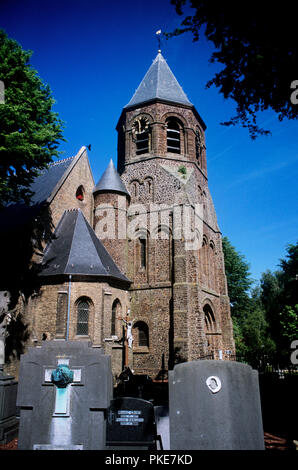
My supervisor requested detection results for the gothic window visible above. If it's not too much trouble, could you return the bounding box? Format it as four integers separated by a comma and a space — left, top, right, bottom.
132, 116, 151, 155
204, 304, 216, 333
76, 185, 85, 201
133, 321, 149, 348
76, 298, 90, 335
111, 299, 121, 336
204, 304, 217, 352
167, 118, 181, 154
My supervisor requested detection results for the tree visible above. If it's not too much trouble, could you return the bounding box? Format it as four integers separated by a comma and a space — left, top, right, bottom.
279, 305, 298, 345
222, 237, 275, 356
221, 236, 252, 320
167, 1, 298, 138
0, 29, 65, 208
259, 242, 298, 355
279, 242, 298, 307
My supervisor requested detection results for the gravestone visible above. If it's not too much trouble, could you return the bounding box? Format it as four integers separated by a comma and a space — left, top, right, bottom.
106, 397, 162, 450
169, 360, 265, 450
0, 370, 18, 444
16, 340, 113, 450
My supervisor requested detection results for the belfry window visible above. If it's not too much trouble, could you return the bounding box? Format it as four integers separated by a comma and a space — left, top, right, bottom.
167, 119, 181, 154
133, 116, 151, 155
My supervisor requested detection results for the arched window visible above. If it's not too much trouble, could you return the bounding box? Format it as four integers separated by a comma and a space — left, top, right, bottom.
140, 238, 146, 268
133, 321, 149, 348
132, 116, 151, 155
167, 118, 181, 154
144, 177, 153, 198
77, 298, 89, 335
76, 185, 84, 201
130, 181, 139, 198
111, 299, 121, 336
204, 304, 216, 333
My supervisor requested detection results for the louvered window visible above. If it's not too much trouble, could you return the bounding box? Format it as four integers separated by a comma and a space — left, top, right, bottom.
167, 119, 181, 153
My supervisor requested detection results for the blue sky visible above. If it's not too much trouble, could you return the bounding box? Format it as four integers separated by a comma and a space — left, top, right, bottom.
1, 0, 297, 284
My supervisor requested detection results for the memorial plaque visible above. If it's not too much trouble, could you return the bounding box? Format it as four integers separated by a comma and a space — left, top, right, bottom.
106, 397, 158, 450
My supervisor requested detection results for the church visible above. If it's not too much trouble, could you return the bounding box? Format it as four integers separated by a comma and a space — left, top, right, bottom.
2, 52, 235, 381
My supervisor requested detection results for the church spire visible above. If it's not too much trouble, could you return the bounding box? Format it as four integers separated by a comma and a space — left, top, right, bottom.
125, 52, 192, 109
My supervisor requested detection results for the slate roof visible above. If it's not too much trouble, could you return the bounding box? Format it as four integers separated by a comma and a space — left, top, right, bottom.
93, 159, 129, 197
125, 52, 192, 108
29, 156, 75, 205
40, 209, 130, 285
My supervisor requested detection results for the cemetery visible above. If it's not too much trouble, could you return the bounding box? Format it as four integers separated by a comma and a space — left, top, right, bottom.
0, 5, 297, 455
0, 337, 297, 451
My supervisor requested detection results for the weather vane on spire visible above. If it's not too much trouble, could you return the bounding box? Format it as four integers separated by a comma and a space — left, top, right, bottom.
156, 29, 162, 53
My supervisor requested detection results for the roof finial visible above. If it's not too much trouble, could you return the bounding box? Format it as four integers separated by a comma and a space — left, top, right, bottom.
156, 29, 162, 53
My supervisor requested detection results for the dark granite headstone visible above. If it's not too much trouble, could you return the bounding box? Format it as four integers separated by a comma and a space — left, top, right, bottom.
0, 371, 18, 444
106, 397, 160, 450
169, 360, 265, 450
16, 341, 113, 450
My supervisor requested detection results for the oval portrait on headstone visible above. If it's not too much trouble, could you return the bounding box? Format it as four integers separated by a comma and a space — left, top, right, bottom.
206, 375, 222, 394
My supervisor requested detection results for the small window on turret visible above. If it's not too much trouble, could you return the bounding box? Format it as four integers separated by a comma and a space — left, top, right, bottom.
76, 185, 84, 201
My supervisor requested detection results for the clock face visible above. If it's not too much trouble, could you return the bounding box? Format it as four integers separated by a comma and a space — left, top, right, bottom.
132, 116, 150, 134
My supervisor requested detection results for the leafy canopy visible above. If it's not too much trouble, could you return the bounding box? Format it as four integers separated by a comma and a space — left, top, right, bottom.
0, 29, 65, 208
167, 0, 298, 138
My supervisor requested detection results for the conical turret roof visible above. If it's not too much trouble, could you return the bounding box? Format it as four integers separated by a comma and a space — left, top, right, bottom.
125, 52, 192, 108
93, 159, 129, 197
39, 209, 130, 285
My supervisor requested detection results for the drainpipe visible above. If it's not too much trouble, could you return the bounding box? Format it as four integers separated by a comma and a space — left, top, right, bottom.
66, 275, 72, 341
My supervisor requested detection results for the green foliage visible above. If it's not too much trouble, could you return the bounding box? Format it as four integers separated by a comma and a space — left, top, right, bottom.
259, 242, 298, 353
167, 0, 298, 138
279, 305, 298, 344
221, 236, 252, 320
178, 165, 187, 178
222, 236, 276, 356
0, 29, 65, 207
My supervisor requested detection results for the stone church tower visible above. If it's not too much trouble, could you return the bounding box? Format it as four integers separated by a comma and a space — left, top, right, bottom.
113, 52, 235, 376
1, 52, 234, 381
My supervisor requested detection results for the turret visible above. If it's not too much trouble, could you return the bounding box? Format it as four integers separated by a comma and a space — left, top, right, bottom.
93, 159, 130, 275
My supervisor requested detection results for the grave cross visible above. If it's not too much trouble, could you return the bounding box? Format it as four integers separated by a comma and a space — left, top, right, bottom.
44, 358, 81, 416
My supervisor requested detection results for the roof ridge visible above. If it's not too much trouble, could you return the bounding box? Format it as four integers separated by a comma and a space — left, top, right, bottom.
49, 156, 74, 167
